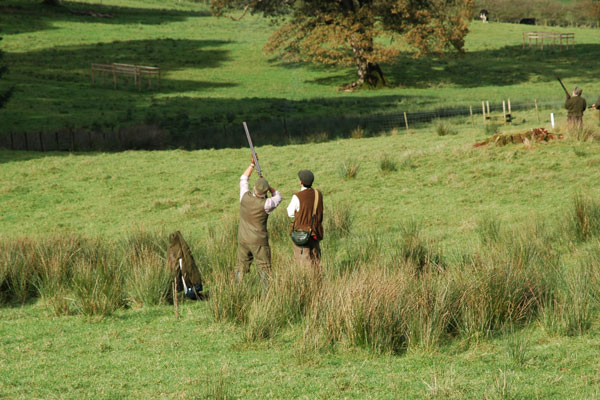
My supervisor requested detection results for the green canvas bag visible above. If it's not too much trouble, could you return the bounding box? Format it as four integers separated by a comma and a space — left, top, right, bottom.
290, 189, 319, 246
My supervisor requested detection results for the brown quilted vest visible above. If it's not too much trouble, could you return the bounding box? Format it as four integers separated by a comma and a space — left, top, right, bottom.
294, 188, 324, 240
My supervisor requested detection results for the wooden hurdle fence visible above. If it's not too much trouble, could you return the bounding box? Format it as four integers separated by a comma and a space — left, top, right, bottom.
522, 32, 574, 50
482, 99, 513, 125
91, 63, 161, 90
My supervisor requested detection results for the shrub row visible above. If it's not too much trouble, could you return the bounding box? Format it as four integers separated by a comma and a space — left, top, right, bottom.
1, 197, 600, 353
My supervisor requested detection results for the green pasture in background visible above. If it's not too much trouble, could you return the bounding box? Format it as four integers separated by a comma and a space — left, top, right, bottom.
1, 0, 600, 136
2, 109, 600, 248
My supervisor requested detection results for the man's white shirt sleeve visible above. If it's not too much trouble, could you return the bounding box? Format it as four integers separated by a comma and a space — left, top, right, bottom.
287, 194, 300, 218
240, 175, 250, 202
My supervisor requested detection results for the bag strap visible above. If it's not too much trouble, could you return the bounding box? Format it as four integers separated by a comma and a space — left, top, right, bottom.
308, 189, 319, 235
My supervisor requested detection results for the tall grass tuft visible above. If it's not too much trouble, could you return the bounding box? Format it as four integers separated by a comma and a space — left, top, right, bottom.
324, 203, 353, 240
245, 264, 321, 342
209, 271, 262, 324
540, 262, 593, 336
397, 220, 444, 270
0, 238, 39, 304
304, 269, 412, 354
70, 243, 125, 317
338, 159, 360, 179
34, 236, 85, 315
565, 124, 596, 142
476, 215, 502, 245
203, 214, 238, 275
569, 193, 600, 242
124, 247, 171, 308
435, 120, 458, 136
379, 154, 397, 172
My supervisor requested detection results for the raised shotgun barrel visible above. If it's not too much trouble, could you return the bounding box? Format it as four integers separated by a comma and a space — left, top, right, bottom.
557, 76, 570, 99
243, 122, 263, 177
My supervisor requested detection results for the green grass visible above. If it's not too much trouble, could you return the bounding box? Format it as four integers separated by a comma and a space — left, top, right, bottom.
1, 303, 600, 399
2, 110, 599, 243
1, 0, 600, 140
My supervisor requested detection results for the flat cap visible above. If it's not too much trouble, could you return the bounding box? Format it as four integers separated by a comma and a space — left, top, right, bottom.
298, 169, 314, 187
255, 178, 269, 195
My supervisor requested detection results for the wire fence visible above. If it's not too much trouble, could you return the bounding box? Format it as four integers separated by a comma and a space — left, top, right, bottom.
0, 98, 573, 152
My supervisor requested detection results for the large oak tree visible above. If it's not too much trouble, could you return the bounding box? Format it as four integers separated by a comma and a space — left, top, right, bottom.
211, 0, 474, 88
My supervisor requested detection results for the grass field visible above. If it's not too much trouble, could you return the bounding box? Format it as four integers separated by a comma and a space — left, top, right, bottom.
1, 0, 600, 140
2, 303, 600, 399
3, 2, 600, 398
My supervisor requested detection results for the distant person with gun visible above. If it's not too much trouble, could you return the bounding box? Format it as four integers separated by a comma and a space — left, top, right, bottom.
287, 170, 324, 269
237, 126, 282, 285
558, 78, 587, 130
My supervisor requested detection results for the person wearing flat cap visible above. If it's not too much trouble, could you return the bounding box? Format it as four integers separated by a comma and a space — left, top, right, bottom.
565, 86, 587, 130
237, 156, 282, 284
287, 169, 324, 268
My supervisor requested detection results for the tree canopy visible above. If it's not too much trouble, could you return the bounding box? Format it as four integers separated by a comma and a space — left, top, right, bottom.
211, 0, 474, 89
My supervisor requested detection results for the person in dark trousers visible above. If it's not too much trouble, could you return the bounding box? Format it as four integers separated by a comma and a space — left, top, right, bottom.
287, 170, 324, 269
565, 87, 587, 130
236, 156, 282, 285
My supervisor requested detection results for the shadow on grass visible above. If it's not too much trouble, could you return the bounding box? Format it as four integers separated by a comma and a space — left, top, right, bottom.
385, 44, 600, 88
294, 44, 600, 89
0, 1, 210, 35
5, 38, 234, 92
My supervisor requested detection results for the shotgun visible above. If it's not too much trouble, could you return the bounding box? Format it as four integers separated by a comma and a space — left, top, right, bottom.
557, 77, 570, 99
243, 122, 262, 177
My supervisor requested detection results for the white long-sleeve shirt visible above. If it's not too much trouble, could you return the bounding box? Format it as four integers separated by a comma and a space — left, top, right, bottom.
240, 175, 282, 214
286, 186, 308, 218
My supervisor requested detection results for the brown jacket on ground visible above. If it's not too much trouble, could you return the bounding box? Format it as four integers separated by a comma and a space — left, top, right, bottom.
166, 231, 203, 292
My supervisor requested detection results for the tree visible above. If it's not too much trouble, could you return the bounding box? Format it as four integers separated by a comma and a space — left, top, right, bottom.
211, 0, 474, 89
0, 37, 13, 110
42, 0, 61, 5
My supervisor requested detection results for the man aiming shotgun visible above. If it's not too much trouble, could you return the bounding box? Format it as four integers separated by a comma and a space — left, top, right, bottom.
558, 77, 587, 130
236, 122, 281, 286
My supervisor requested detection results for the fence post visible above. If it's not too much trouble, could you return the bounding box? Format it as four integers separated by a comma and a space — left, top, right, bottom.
486, 101, 491, 116
535, 99, 540, 123
482, 101, 486, 124
403, 112, 409, 133
502, 100, 507, 125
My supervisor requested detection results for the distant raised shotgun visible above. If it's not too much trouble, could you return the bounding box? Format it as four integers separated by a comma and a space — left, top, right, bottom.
557, 76, 570, 99
243, 121, 262, 177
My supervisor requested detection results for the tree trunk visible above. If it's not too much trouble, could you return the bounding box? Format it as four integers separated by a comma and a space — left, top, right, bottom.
42, 0, 61, 5
351, 44, 386, 89
349, 32, 386, 90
